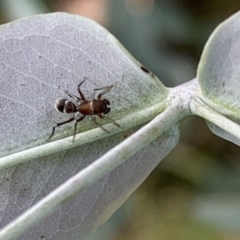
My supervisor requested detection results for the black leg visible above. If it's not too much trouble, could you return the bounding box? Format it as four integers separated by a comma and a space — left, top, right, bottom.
72, 115, 86, 141
92, 117, 109, 133
65, 91, 81, 102
77, 80, 86, 100
49, 117, 75, 139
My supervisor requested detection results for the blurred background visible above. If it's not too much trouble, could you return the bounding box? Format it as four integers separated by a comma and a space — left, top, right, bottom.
1, 1, 240, 239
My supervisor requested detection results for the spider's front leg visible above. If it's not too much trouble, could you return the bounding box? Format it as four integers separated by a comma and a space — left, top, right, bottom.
94, 85, 114, 100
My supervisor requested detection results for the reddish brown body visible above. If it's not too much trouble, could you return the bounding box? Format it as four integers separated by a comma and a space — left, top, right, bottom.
49, 80, 120, 141
79, 99, 110, 115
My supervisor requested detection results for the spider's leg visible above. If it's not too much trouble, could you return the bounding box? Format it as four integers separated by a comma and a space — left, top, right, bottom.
94, 85, 114, 100
92, 116, 109, 133
49, 117, 75, 139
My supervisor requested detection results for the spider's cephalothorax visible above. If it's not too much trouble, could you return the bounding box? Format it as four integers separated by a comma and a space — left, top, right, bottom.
49, 80, 121, 141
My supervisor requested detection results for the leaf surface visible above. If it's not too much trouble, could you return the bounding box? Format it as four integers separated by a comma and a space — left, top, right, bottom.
0, 13, 178, 239
197, 11, 240, 144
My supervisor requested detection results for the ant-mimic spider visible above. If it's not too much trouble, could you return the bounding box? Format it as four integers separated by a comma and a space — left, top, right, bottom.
49, 80, 121, 141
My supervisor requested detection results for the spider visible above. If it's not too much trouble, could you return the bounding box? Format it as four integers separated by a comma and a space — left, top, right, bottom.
49, 80, 121, 141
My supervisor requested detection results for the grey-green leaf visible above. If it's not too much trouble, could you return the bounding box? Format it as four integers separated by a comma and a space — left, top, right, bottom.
0, 13, 168, 157
197, 11, 240, 145
0, 13, 178, 240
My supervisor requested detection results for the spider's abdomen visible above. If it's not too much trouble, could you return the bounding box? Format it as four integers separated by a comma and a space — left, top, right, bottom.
55, 99, 77, 113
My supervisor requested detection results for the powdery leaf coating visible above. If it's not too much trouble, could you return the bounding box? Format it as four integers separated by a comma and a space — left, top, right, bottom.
0, 125, 179, 240
207, 122, 240, 146
0, 13, 178, 239
197, 11, 240, 145
0, 12, 167, 157
197, 11, 240, 119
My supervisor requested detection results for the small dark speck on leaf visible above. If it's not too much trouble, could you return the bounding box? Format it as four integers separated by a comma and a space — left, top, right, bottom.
141, 66, 150, 73
222, 82, 225, 87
